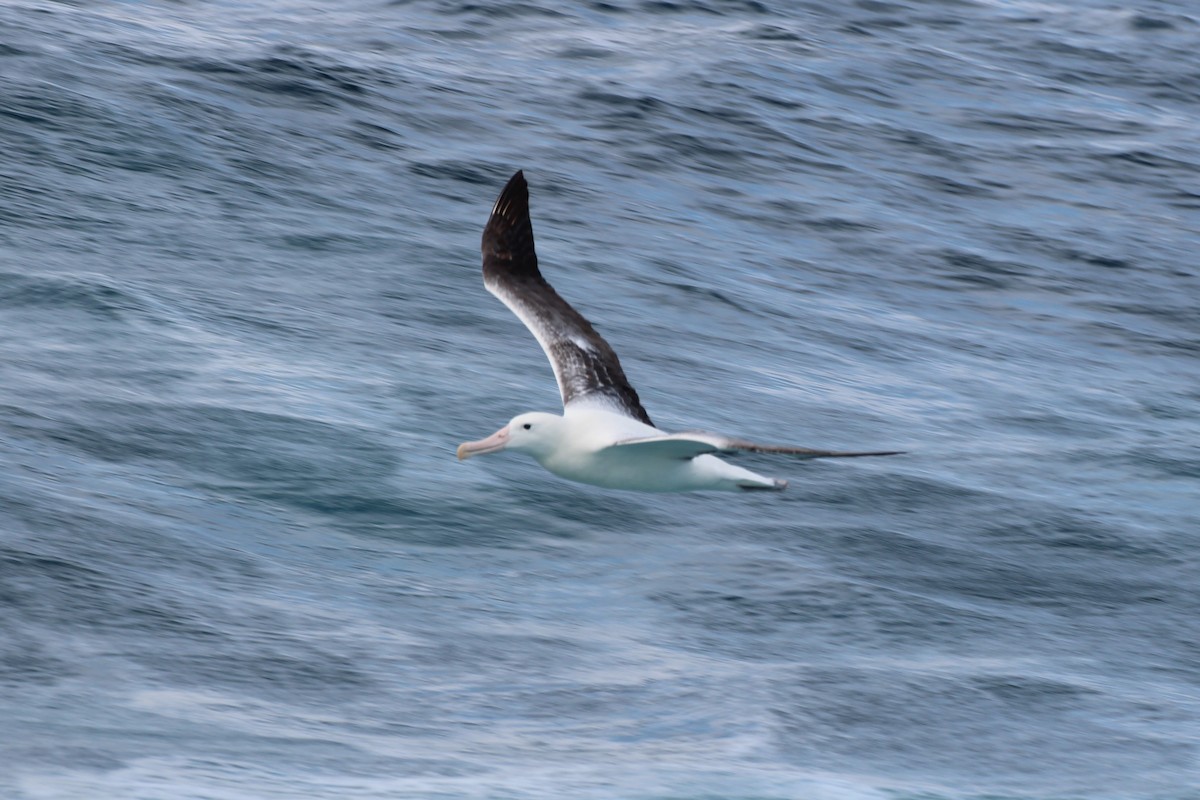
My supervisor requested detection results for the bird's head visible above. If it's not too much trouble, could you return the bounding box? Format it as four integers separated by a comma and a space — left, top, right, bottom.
457, 412, 564, 461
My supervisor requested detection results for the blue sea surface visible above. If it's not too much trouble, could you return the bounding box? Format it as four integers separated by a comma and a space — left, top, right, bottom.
1, 1, 1197, 798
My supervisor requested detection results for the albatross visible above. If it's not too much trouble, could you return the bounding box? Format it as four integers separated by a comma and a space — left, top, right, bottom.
457, 171, 901, 492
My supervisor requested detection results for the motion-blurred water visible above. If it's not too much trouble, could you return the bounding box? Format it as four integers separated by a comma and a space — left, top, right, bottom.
1, 1, 1197, 798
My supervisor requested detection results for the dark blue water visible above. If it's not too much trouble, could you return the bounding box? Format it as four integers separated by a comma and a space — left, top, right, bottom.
1, 1, 1197, 797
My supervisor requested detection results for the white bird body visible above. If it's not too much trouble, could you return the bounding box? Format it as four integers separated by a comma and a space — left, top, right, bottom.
485, 406, 784, 492
456, 171, 901, 492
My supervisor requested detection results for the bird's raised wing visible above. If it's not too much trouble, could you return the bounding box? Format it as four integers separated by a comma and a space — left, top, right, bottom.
606, 431, 904, 460
481, 170, 653, 426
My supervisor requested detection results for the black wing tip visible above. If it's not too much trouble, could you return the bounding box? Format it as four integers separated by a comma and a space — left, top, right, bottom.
483, 169, 538, 277
491, 170, 528, 214
486, 169, 531, 233
739, 479, 788, 491
502, 170, 526, 197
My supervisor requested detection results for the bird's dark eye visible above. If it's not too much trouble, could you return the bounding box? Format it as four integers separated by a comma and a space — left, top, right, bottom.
523, 423, 532, 430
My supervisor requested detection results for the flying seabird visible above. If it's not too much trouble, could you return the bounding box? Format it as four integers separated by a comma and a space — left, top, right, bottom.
457, 171, 901, 492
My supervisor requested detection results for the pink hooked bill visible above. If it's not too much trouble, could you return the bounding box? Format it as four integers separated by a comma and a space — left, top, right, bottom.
456, 425, 510, 460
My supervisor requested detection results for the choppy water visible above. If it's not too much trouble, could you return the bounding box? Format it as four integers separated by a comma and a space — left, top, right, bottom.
1, 1, 1198, 798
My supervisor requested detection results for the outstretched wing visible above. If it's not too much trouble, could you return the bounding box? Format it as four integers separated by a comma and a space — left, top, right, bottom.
481, 170, 654, 426
606, 431, 904, 460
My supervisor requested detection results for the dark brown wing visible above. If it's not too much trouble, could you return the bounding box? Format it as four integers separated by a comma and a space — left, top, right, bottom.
608, 432, 904, 460
481, 171, 654, 426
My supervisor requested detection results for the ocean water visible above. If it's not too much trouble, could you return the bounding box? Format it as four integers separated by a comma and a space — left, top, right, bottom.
1, 0, 1197, 798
